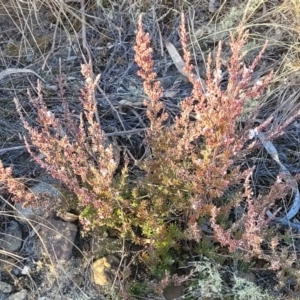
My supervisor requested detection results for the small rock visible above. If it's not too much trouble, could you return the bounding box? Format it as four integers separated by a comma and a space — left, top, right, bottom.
31, 182, 60, 198
39, 219, 77, 261
92, 256, 119, 286
21, 265, 31, 275
8, 289, 27, 300
12, 266, 21, 276
0, 281, 13, 293
0, 220, 22, 252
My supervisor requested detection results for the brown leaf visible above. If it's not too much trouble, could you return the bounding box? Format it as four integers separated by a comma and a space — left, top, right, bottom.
165, 41, 206, 90
165, 41, 187, 77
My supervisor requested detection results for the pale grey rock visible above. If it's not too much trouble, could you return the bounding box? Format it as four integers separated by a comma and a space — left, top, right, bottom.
0, 281, 13, 293
0, 220, 22, 252
8, 289, 27, 300
20, 265, 31, 276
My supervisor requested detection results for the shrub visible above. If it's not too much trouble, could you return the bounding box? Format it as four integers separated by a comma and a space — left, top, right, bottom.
5, 12, 285, 280
134, 14, 278, 264
13, 68, 122, 231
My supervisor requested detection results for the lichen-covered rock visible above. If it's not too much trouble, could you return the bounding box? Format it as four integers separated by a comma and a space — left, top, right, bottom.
39, 219, 77, 261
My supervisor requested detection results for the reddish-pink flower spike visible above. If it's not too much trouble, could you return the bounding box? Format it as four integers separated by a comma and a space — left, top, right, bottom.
134, 14, 167, 132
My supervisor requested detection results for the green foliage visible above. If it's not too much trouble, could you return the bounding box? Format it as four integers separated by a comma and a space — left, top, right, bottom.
129, 281, 148, 298
194, 236, 224, 265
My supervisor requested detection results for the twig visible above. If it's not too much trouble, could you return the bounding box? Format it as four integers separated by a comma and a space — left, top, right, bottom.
0, 68, 45, 83
0, 145, 33, 155
104, 128, 146, 137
